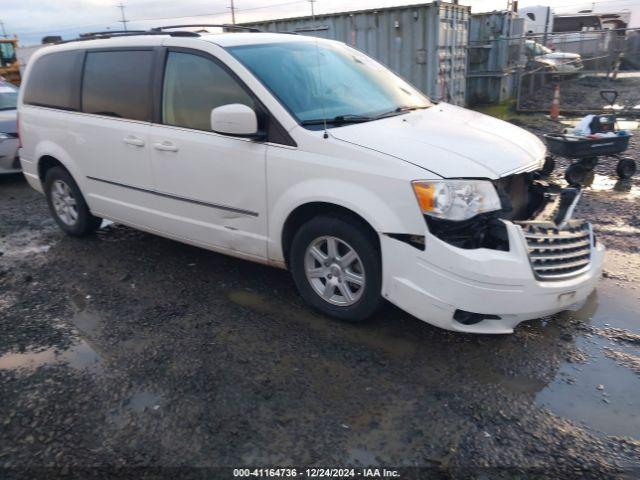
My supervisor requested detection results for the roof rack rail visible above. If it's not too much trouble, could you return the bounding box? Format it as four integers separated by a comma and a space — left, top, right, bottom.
58, 24, 258, 45
151, 24, 261, 33
58, 29, 200, 44
79, 30, 147, 37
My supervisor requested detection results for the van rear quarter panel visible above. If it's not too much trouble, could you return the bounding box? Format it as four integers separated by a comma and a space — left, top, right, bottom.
19, 106, 79, 191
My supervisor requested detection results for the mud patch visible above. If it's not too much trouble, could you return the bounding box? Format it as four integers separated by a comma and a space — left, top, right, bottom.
595, 327, 640, 346
604, 348, 640, 376
228, 290, 418, 359
0, 229, 52, 258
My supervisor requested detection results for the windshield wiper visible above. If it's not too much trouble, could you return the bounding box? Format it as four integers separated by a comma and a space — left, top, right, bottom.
301, 106, 429, 127
375, 105, 430, 119
301, 114, 374, 126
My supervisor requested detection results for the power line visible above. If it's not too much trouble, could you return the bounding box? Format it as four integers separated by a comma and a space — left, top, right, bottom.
15, 0, 309, 37
132, 0, 305, 22
541, 0, 640, 8
130, 10, 228, 23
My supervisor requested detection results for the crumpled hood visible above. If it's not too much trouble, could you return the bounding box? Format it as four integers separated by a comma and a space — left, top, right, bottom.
0, 109, 17, 134
330, 103, 546, 179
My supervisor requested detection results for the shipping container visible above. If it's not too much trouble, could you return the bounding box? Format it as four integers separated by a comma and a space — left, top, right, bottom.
467, 10, 524, 105
242, 1, 470, 106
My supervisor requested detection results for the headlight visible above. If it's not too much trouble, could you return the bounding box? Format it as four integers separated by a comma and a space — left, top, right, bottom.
412, 180, 502, 221
0, 133, 10, 142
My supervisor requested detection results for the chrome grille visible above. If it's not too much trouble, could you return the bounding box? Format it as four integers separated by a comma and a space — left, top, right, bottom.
518, 221, 592, 280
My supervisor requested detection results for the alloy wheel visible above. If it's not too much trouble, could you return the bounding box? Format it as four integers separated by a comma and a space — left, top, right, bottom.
304, 236, 365, 306
51, 179, 78, 226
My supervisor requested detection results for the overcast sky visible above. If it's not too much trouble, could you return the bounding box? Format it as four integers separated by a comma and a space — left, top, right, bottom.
2, 0, 639, 45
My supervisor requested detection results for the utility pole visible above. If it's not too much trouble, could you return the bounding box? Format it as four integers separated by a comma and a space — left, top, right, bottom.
543, 6, 551, 46
309, 0, 316, 19
0, 20, 7, 38
230, 0, 236, 25
117, 3, 129, 32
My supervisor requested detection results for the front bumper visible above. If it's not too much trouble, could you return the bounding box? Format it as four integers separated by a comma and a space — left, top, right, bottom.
0, 137, 20, 174
381, 220, 604, 334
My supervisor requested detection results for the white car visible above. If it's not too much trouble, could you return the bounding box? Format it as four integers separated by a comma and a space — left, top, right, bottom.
0, 80, 20, 174
17, 30, 604, 333
525, 40, 583, 73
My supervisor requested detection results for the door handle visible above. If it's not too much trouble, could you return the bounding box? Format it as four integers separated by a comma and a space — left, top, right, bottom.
153, 141, 178, 152
123, 135, 145, 147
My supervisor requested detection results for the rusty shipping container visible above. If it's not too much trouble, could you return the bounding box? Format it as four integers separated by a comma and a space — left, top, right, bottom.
241, 1, 470, 106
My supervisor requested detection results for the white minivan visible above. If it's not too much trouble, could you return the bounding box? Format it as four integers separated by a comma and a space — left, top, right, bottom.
18, 29, 604, 334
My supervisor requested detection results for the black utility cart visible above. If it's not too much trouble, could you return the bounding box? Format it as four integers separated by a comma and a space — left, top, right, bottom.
542, 90, 636, 186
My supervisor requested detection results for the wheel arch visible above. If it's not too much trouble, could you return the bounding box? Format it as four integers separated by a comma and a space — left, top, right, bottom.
34, 142, 83, 188
281, 202, 380, 269
270, 178, 425, 267
38, 155, 66, 183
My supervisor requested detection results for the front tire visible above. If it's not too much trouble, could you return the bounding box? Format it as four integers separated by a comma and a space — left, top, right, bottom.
540, 155, 555, 176
565, 163, 588, 186
44, 166, 102, 236
290, 215, 383, 322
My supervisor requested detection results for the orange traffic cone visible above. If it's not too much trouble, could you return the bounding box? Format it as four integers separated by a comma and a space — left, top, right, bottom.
550, 84, 560, 121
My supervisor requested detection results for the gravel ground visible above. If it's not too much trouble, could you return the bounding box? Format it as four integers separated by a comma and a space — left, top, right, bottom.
1, 119, 640, 479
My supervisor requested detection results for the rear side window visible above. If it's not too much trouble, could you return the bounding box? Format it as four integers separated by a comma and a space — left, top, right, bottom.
82, 50, 153, 121
162, 51, 254, 131
23, 51, 81, 110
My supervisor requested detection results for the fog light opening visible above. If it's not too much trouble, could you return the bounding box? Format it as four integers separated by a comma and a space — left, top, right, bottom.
453, 310, 501, 326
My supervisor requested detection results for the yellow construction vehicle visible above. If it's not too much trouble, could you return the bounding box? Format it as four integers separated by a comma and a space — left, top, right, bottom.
0, 38, 20, 86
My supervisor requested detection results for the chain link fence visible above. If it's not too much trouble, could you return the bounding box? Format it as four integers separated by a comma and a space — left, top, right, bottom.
516, 28, 640, 114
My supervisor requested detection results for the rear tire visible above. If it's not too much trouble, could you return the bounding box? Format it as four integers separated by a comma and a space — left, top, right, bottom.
44, 166, 102, 236
616, 158, 636, 179
289, 215, 383, 322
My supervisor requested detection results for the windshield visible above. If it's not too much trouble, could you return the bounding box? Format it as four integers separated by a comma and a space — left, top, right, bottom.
229, 41, 431, 127
0, 82, 18, 110
0, 42, 17, 67
527, 41, 553, 56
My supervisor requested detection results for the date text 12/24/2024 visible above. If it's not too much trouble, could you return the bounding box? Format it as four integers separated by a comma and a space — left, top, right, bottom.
233, 468, 401, 478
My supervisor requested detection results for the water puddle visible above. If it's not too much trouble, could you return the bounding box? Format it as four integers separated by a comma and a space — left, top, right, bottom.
582, 173, 640, 198
535, 281, 640, 438
0, 340, 101, 373
346, 447, 379, 466
126, 391, 162, 413
108, 390, 163, 428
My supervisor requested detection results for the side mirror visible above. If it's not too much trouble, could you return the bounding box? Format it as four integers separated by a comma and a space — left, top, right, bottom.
210, 104, 264, 140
